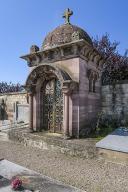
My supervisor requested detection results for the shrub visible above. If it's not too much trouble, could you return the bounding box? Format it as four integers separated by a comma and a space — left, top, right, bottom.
95, 112, 128, 137
0, 82, 23, 93
93, 34, 128, 85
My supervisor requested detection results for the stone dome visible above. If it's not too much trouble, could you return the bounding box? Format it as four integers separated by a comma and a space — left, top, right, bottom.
42, 23, 93, 50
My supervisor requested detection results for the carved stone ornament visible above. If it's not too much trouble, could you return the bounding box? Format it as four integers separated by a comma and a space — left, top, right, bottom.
87, 69, 99, 80
25, 85, 35, 95
71, 31, 80, 41
25, 64, 72, 89
26, 57, 31, 67
62, 80, 78, 94
30, 45, 39, 53
42, 22, 93, 50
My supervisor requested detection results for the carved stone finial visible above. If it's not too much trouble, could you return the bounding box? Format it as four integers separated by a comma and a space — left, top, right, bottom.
30, 45, 39, 54
63, 8, 73, 24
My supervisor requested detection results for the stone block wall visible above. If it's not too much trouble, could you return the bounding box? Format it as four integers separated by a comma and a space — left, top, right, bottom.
55, 58, 79, 82
54, 57, 102, 137
0, 92, 28, 122
78, 58, 101, 136
101, 81, 128, 121
55, 58, 80, 137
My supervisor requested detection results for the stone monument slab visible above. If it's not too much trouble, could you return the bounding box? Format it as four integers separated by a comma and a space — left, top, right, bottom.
96, 128, 128, 153
0, 159, 84, 192
17, 104, 29, 123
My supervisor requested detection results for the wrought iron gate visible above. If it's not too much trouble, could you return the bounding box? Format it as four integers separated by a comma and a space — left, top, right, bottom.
42, 79, 63, 132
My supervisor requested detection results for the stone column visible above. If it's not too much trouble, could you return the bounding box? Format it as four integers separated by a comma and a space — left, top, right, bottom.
62, 81, 77, 138
62, 84, 71, 139
29, 92, 34, 132
64, 92, 69, 137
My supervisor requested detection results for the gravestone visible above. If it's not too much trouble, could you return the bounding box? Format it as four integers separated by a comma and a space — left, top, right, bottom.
0, 120, 11, 131
96, 128, 128, 153
17, 104, 29, 123
0, 159, 83, 192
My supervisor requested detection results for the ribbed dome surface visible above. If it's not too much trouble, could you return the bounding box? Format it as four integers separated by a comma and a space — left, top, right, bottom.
42, 24, 92, 50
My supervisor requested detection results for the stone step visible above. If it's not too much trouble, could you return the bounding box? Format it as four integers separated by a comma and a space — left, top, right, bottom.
8, 129, 97, 159
0, 132, 9, 141
0, 123, 29, 132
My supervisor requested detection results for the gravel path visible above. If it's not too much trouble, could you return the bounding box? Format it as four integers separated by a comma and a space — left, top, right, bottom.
0, 139, 128, 192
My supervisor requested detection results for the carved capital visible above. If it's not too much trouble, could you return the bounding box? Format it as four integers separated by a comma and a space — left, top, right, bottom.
72, 44, 78, 55
62, 80, 78, 95
35, 54, 41, 64
26, 57, 31, 67
60, 48, 64, 57
94, 55, 101, 64
87, 69, 99, 80
25, 85, 36, 96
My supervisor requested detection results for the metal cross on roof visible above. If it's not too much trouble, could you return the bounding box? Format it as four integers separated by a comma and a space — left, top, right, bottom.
63, 8, 73, 24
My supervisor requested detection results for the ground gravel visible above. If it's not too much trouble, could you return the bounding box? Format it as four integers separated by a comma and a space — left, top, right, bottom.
0, 138, 128, 192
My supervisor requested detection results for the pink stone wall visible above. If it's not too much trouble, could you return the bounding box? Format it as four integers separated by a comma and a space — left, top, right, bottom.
29, 57, 101, 137
78, 58, 101, 136
54, 57, 101, 137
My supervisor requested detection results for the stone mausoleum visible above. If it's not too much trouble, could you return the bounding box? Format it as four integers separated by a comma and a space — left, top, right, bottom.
20, 9, 104, 138
1, 9, 128, 138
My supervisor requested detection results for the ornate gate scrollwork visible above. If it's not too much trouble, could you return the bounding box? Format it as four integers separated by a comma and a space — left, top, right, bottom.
41, 78, 63, 133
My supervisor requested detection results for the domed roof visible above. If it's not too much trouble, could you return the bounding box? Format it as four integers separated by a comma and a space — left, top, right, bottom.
42, 23, 93, 50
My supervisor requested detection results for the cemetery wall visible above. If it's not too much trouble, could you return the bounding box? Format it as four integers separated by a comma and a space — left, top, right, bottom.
101, 81, 128, 121
0, 92, 28, 122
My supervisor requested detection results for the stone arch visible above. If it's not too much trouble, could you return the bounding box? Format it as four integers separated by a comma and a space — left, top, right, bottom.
25, 63, 72, 89
25, 63, 78, 134
87, 69, 99, 92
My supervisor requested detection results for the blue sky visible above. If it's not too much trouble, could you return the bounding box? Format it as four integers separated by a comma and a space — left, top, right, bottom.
0, 0, 127, 84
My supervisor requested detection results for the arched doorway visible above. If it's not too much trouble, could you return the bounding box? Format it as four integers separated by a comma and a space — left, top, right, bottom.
41, 78, 63, 133
25, 63, 77, 137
